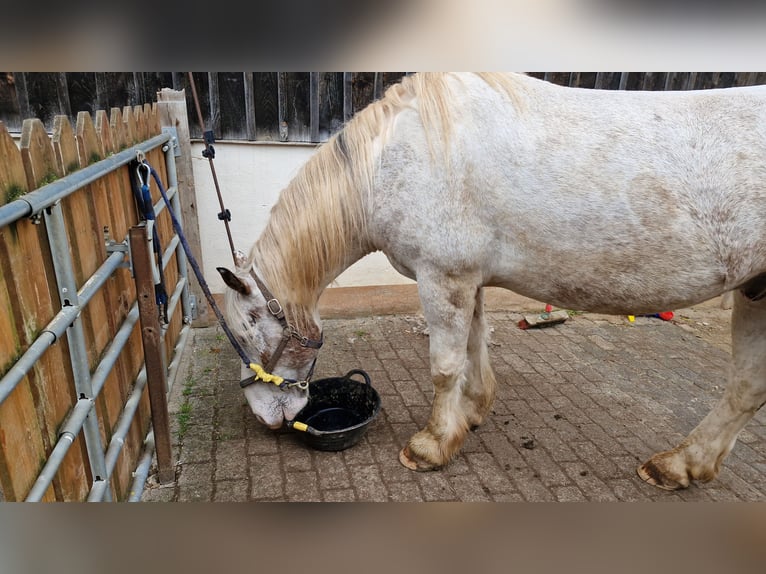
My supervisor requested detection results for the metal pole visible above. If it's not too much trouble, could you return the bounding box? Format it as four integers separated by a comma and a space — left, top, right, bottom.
0, 132, 170, 229
128, 431, 156, 502
129, 223, 174, 484
164, 135, 193, 324
43, 202, 111, 501
0, 250, 125, 406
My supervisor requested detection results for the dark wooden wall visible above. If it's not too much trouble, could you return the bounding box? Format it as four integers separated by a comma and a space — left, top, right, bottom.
2, 72, 765, 143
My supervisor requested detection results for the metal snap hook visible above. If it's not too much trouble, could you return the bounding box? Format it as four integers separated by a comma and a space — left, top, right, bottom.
136, 161, 151, 188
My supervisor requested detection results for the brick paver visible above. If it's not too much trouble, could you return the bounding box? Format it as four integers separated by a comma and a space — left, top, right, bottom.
141, 310, 766, 502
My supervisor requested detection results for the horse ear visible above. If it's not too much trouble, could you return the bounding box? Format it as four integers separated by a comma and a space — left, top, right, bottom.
217, 267, 251, 295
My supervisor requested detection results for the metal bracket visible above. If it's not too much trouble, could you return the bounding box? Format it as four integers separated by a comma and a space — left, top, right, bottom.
161, 126, 181, 158
188, 293, 198, 320
104, 226, 132, 271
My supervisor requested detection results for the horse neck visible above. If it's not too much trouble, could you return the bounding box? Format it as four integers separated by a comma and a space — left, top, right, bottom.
251, 172, 372, 328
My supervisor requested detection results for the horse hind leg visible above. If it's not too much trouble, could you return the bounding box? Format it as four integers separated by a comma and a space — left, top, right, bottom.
638, 288, 766, 489
399, 273, 479, 471
462, 287, 497, 430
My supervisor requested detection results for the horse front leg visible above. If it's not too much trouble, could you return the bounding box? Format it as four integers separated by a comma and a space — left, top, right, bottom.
399, 274, 478, 471
638, 289, 766, 489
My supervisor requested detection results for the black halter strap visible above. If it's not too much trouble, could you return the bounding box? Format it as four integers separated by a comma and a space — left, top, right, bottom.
248, 268, 323, 373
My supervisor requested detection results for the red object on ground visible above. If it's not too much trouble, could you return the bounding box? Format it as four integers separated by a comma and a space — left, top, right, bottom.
657, 311, 674, 321
544, 304, 553, 313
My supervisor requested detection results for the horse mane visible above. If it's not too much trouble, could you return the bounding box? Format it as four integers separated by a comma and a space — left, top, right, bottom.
249, 73, 526, 323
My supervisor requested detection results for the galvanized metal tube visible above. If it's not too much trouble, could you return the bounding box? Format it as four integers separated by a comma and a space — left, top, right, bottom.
151, 185, 176, 218
25, 397, 94, 501
87, 367, 148, 502
0, 250, 126, 406
127, 431, 156, 502
89, 321, 191, 502
0, 200, 32, 229
44, 202, 111, 501
24, 301, 140, 500
90, 304, 140, 397
77, 250, 126, 308
0, 322, 70, 406
164, 141, 192, 323
0, 133, 170, 229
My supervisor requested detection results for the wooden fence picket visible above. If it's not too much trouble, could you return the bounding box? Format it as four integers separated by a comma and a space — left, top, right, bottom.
0, 122, 54, 501
1, 103, 184, 500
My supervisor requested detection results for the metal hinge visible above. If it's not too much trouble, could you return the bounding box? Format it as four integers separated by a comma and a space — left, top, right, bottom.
161, 126, 181, 157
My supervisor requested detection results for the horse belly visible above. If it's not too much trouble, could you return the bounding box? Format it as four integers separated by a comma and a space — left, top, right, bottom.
491, 241, 725, 315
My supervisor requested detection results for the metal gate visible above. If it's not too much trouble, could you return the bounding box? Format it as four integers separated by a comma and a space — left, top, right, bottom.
0, 108, 190, 501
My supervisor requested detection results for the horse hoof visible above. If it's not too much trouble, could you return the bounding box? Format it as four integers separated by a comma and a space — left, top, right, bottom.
636, 461, 687, 491
399, 446, 440, 472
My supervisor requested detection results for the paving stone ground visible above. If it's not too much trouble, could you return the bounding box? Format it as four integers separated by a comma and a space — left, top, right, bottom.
141, 301, 766, 502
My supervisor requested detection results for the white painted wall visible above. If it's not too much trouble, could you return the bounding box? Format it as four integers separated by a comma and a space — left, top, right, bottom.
191, 141, 414, 293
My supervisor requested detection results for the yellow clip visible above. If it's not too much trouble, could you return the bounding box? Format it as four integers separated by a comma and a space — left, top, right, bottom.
291, 422, 308, 432
627, 315, 635, 322
249, 363, 284, 386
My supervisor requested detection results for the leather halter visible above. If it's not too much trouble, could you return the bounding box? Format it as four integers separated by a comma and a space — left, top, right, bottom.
239, 268, 323, 390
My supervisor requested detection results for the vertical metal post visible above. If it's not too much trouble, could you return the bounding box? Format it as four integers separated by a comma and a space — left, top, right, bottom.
162, 135, 192, 326
129, 222, 174, 484
43, 202, 112, 501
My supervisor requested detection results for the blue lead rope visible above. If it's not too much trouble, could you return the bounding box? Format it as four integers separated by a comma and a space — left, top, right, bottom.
133, 162, 168, 323
142, 161, 254, 367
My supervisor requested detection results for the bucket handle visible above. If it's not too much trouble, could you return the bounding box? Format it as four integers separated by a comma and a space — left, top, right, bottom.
343, 369, 371, 386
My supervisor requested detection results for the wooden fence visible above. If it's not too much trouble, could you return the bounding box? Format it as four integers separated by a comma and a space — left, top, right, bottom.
0, 104, 185, 501
7, 72, 762, 146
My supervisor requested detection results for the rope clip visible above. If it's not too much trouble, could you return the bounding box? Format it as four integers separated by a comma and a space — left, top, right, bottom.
136, 160, 151, 188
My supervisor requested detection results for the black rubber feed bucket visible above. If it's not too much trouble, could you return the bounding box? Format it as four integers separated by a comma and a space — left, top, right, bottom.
287, 369, 380, 451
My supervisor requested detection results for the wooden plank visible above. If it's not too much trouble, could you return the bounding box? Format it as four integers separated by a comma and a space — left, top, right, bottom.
0, 121, 53, 501
694, 72, 720, 90
318, 72, 343, 141
542, 72, 570, 86
663, 72, 689, 91
0, 73, 22, 132
17, 119, 89, 500
253, 72, 279, 141
110, 107, 127, 151
352, 72, 375, 114
183, 73, 210, 139
122, 105, 137, 145
218, 72, 247, 140
101, 73, 136, 110
94, 110, 113, 157
569, 72, 597, 88
641, 72, 666, 91
52, 116, 79, 174
244, 72, 256, 140
343, 72, 353, 123
310, 73, 319, 143
20, 118, 62, 189
22, 73, 62, 129
0, 121, 27, 206
65, 73, 97, 118
134, 105, 147, 142
281, 73, 311, 142
593, 72, 622, 90
146, 103, 160, 135
622, 73, 645, 91
138, 73, 173, 104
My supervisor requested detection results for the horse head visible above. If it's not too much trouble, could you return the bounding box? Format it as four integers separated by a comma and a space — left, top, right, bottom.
216, 253, 320, 429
